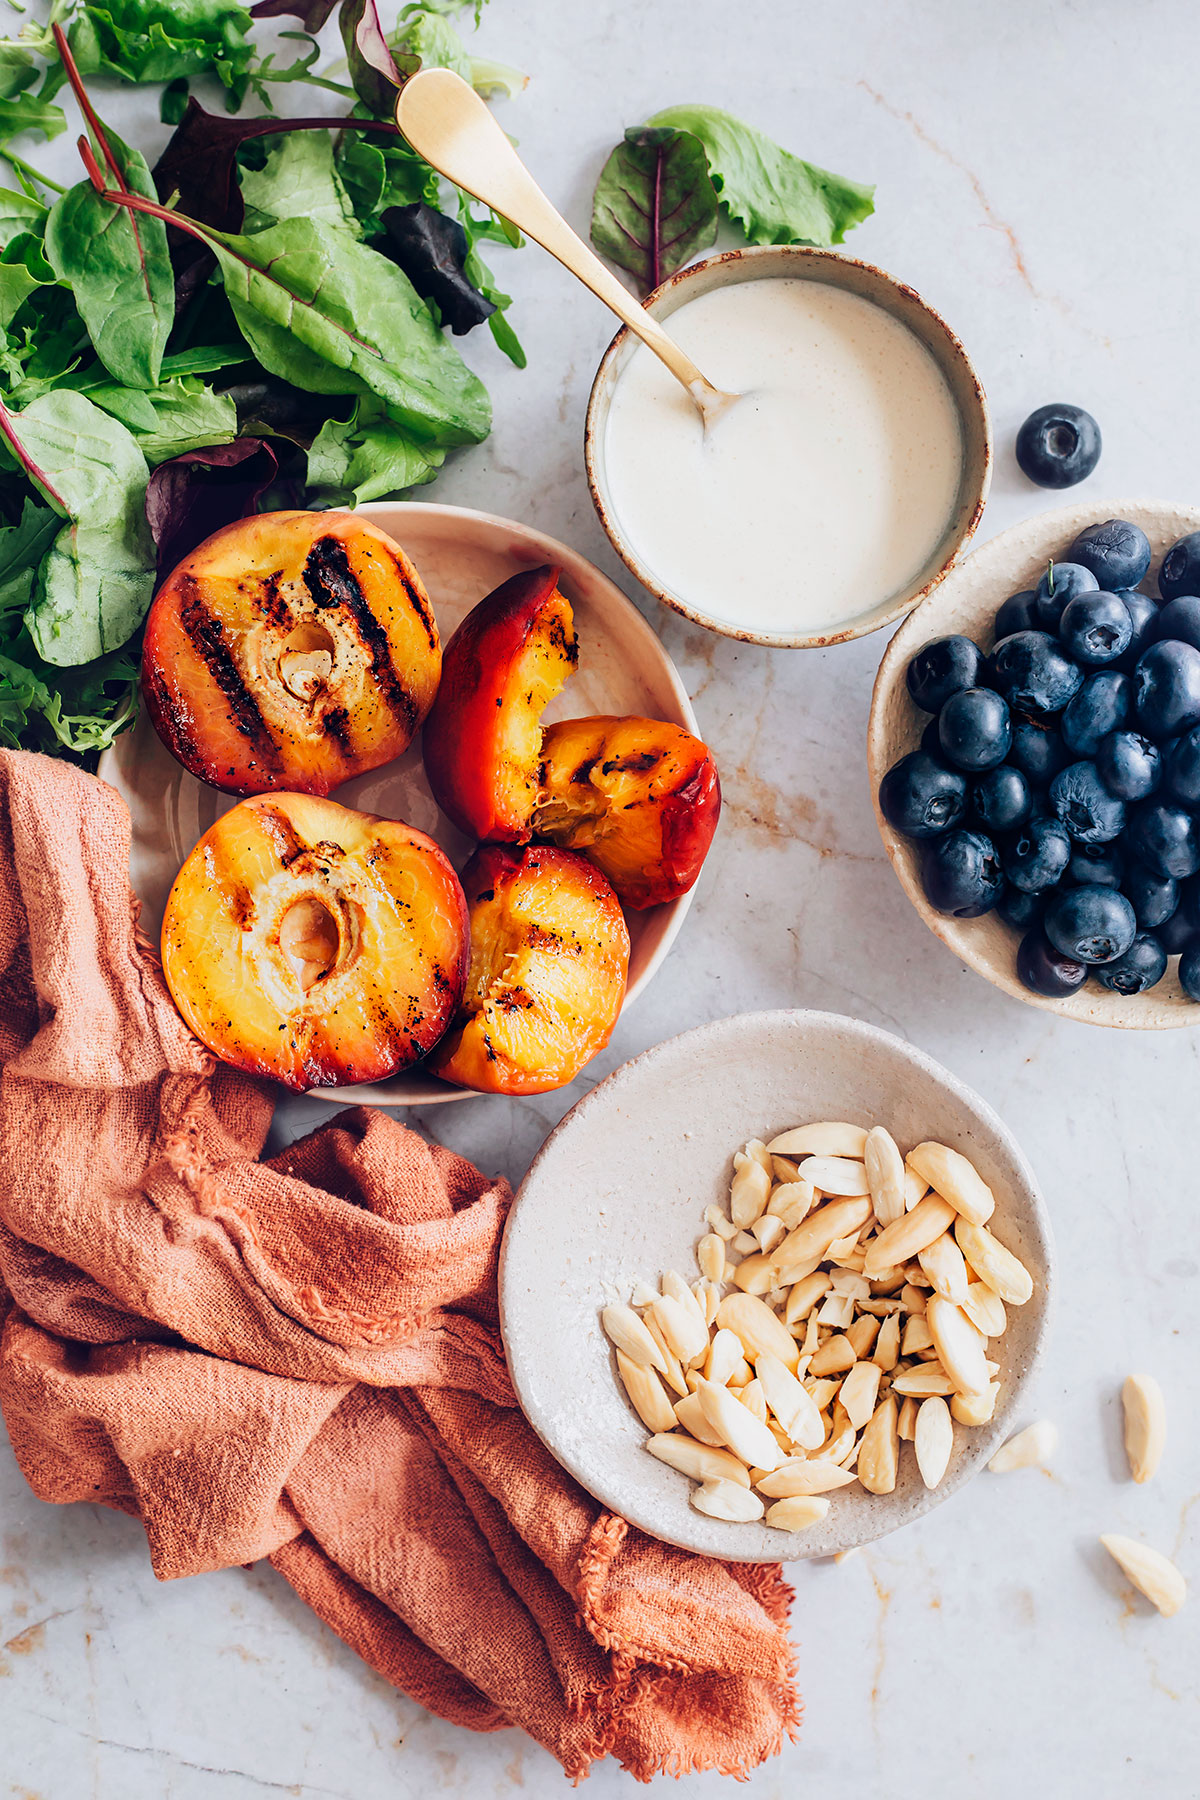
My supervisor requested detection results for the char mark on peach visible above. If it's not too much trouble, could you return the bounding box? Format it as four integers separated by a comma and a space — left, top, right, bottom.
178, 579, 280, 766
303, 536, 417, 733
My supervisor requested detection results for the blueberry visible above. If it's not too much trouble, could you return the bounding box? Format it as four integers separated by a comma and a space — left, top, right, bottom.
1016, 929, 1088, 997
1034, 561, 1098, 632
1181, 939, 1200, 1000
938, 687, 1012, 772
1114, 589, 1160, 672
1159, 531, 1200, 602
919, 715, 943, 758
1003, 817, 1071, 893
972, 765, 1031, 833
1122, 862, 1178, 930
990, 631, 1083, 714
1095, 932, 1168, 995
921, 830, 1004, 917
1067, 518, 1152, 591
1134, 639, 1200, 736
879, 751, 969, 840
1154, 908, 1197, 956
1015, 404, 1102, 489
1125, 800, 1200, 880
995, 589, 1039, 638
1008, 713, 1070, 787
1044, 884, 1136, 964
998, 886, 1043, 932
1067, 842, 1124, 889
1058, 591, 1133, 666
1152, 595, 1200, 653
906, 635, 985, 713
1049, 761, 1126, 843
1096, 729, 1160, 802
1062, 673, 1130, 758
1176, 874, 1200, 934
1162, 726, 1200, 809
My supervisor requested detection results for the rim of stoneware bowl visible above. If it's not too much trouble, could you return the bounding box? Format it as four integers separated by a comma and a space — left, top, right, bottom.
584, 245, 993, 651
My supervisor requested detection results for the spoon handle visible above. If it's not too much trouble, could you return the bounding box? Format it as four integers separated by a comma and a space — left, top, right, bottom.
395, 69, 716, 408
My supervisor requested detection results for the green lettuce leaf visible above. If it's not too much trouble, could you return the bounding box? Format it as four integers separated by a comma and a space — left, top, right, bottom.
69, 0, 256, 111
0, 227, 58, 330
85, 375, 239, 463
591, 126, 717, 296
0, 493, 59, 612
644, 104, 874, 247
335, 132, 439, 238
0, 188, 48, 248
239, 131, 360, 235
307, 395, 444, 504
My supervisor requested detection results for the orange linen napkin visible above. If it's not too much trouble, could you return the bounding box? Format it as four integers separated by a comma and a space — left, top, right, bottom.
0, 748, 800, 1781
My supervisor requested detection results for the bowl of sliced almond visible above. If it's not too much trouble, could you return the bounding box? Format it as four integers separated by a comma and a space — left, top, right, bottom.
500, 1008, 1053, 1560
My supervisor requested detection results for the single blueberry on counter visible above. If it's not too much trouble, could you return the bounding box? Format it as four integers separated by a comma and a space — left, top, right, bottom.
938, 687, 1012, 771
1162, 726, 1200, 808
990, 631, 1083, 714
1015, 404, 1102, 489
1062, 672, 1130, 757
1096, 729, 1160, 802
1044, 884, 1137, 964
1067, 841, 1125, 889
1049, 761, 1126, 843
1133, 639, 1200, 737
995, 588, 1039, 638
921, 829, 1004, 917
1179, 938, 1200, 1002
1152, 595, 1200, 654
1003, 817, 1071, 893
998, 886, 1043, 932
972, 764, 1031, 833
1008, 713, 1071, 787
1122, 862, 1178, 930
1114, 589, 1160, 672
1159, 530, 1200, 603
879, 751, 968, 839
1059, 590, 1133, 666
1016, 929, 1089, 997
906, 634, 985, 713
1068, 518, 1152, 592
1125, 800, 1200, 880
1034, 560, 1098, 632
1095, 932, 1168, 995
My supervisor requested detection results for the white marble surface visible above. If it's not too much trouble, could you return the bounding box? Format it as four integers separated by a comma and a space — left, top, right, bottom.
5, 1, 1200, 1793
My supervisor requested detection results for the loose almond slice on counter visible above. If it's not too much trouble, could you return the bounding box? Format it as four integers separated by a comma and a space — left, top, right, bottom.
602, 1304, 669, 1375
767, 1122, 867, 1159
988, 1419, 1057, 1472
906, 1141, 995, 1226
646, 1432, 751, 1487
1100, 1535, 1186, 1617
914, 1396, 954, 1489
616, 1350, 677, 1433
1122, 1374, 1166, 1484
692, 1479, 765, 1523
766, 1495, 832, 1531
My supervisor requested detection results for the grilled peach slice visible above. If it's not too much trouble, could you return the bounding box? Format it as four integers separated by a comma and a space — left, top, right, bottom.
161, 792, 468, 1090
428, 843, 629, 1095
533, 716, 721, 909
421, 564, 577, 839
143, 509, 441, 796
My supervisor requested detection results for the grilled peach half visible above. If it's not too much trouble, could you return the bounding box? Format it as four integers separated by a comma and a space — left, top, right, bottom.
428, 843, 629, 1095
143, 509, 441, 796
421, 563, 577, 839
533, 716, 721, 909
161, 792, 468, 1090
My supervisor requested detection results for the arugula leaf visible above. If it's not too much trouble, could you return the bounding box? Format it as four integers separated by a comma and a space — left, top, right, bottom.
44, 128, 175, 389
380, 201, 495, 335
307, 396, 443, 505
239, 130, 359, 235
145, 436, 277, 575
591, 126, 718, 296
459, 223, 524, 365
0, 388, 153, 665
69, 0, 256, 112
644, 104, 874, 248
86, 374, 238, 463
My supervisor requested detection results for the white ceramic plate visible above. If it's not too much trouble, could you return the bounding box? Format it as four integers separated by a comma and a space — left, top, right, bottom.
98, 501, 701, 1105
500, 1009, 1052, 1561
869, 499, 1200, 1027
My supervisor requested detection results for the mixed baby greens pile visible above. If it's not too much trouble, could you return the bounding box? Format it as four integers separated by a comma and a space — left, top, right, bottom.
0, 0, 873, 760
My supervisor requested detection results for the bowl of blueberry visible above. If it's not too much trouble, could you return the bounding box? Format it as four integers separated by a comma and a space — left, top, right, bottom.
868, 500, 1200, 1025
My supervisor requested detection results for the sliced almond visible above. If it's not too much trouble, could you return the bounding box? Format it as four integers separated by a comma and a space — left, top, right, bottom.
917, 1231, 970, 1305
808, 1333, 857, 1377
697, 1279, 721, 1327
864, 1124, 907, 1227
751, 1213, 787, 1254
960, 1280, 1007, 1339
696, 1377, 785, 1470
857, 1394, 899, 1494
816, 1292, 856, 1329
661, 1269, 706, 1324
730, 1154, 771, 1227
904, 1163, 930, 1209
765, 1495, 831, 1531
647, 1294, 710, 1368
705, 1327, 744, 1386
795, 1155, 872, 1196
646, 1432, 750, 1487
1100, 1535, 1186, 1617
697, 1233, 726, 1285
951, 1383, 998, 1426
840, 1359, 882, 1429
891, 1363, 956, 1398
952, 1219, 1033, 1305
756, 1351, 825, 1450
914, 1396, 954, 1489
615, 1349, 677, 1433
767, 1177, 815, 1228
825, 1233, 864, 1264
731, 1251, 776, 1295
803, 1376, 838, 1412
900, 1281, 928, 1315
630, 1278, 660, 1308
988, 1419, 1057, 1473
906, 1141, 995, 1226
770, 1154, 802, 1184
847, 1312, 881, 1360
738, 1377, 768, 1423
602, 1304, 669, 1375
674, 1390, 727, 1446
926, 1295, 991, 1396
873, 1312, 901, 1372
772, 1195, 874, 1279
704, 1204, 739, 1242
757, 1458, 858, 1497
767, 1122, 867, 1159
897, 1395, 919, 1439
692, 1479, 765, 1523
784, 1270, 832, 1324
863, 1196, 956, 1278
643, 1313, 688, 1396
716, 1292, 801, 1371
1122, 1374, 1166, 1485
728, 1358, 754, 1388
901, 1314, 934, 1356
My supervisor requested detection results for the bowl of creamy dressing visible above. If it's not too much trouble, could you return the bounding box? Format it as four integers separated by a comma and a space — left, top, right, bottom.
585, 247, 992, 649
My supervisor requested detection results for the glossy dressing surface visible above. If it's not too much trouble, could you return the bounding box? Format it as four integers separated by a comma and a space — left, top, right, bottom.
603, 278, 964, 637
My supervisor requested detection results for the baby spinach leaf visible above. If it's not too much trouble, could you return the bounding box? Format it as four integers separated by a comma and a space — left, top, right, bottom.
0, 188, 48, 248
145, 435, 276, 576
591, 126, 718, 295
239, 131, 360, 236
0, 388, 153, 664
69, 0, 256, 112
44, 128, 175, 389
380, 201, 495, 335
644, 104, 874, 248
307, 396, 443, 505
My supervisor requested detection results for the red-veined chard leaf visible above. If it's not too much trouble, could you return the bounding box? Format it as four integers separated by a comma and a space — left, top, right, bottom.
379, 201, 495, 335
590, 126, 718, 296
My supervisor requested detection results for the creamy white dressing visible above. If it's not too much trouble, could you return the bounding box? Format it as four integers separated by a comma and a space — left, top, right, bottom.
602, 278, 964, 638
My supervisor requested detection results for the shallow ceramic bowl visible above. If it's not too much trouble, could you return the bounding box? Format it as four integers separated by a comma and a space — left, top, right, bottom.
869, 498, 1200, 1028
500, 1009, 1051, 1561
584, 245, 992, 650
98, 502, 701, 1105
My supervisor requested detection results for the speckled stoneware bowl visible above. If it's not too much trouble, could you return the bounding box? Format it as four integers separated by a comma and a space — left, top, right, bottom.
869, 499, 1200, 1028
584, 245, 992, 650
500, 1009, 1052, 1561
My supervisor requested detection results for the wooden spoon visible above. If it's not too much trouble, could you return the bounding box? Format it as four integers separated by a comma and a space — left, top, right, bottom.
395, 68, 740, 429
